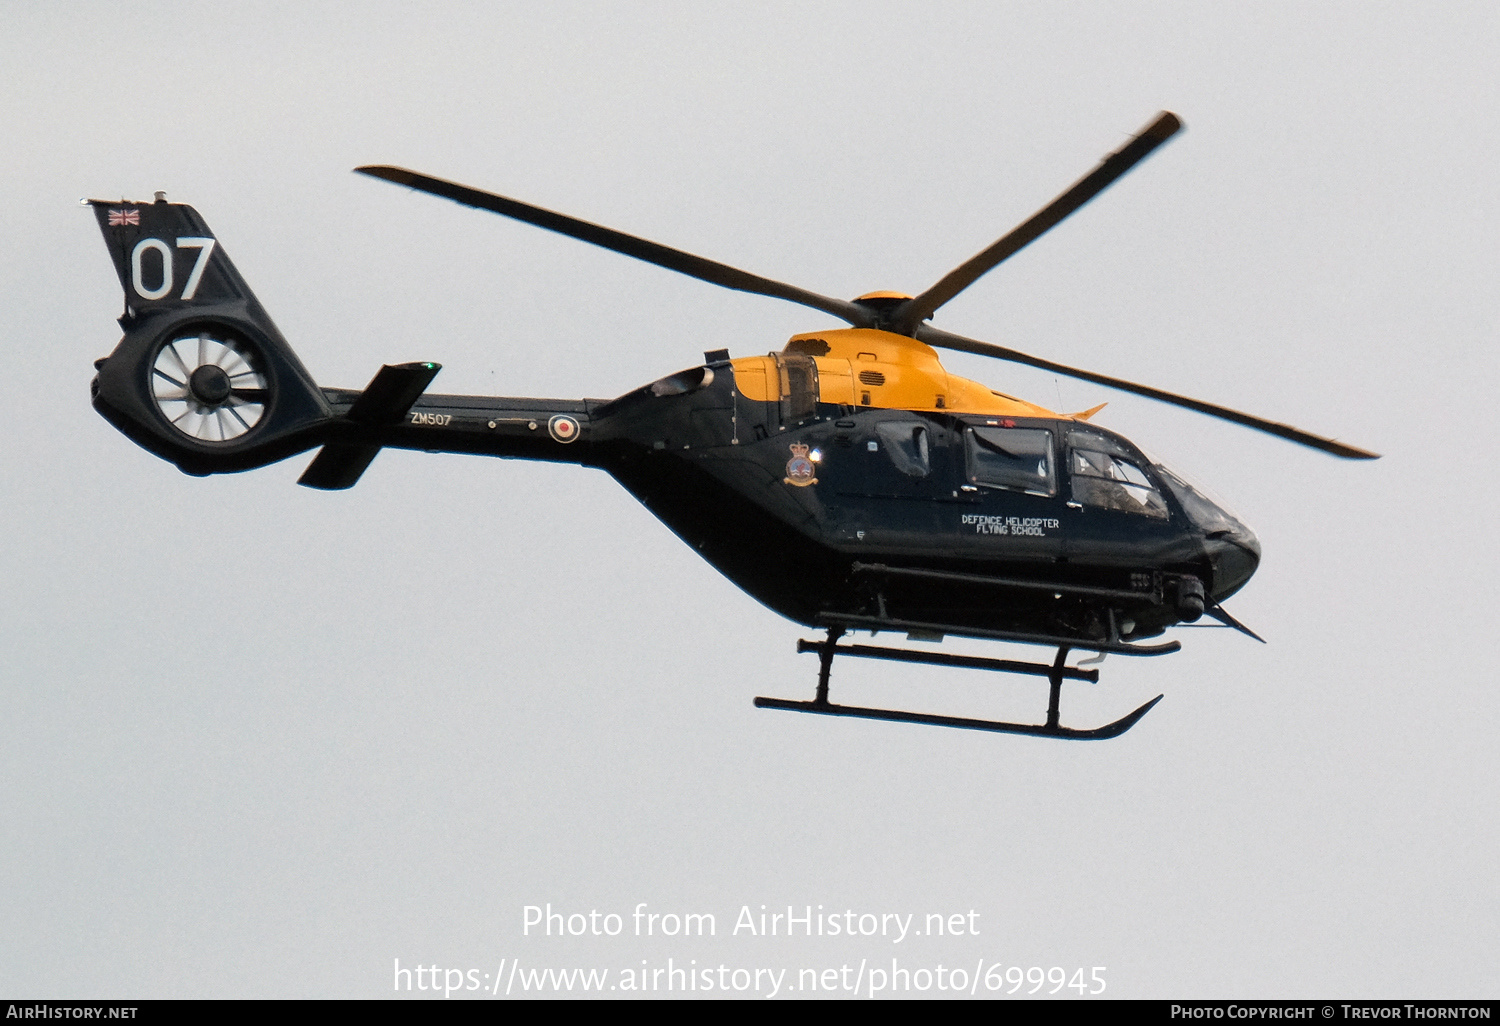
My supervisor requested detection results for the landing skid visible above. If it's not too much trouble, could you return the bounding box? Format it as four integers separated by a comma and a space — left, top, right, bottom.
754, 627, 1164, 740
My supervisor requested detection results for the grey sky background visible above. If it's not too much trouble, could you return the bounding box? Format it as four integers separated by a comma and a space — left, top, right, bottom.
3, 1, 1496, 999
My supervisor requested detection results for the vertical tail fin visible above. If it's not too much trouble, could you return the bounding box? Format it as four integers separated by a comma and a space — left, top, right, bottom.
88, 196, 331, 475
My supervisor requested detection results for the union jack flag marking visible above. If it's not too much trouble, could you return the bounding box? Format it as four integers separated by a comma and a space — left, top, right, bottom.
108, 208, 139, 227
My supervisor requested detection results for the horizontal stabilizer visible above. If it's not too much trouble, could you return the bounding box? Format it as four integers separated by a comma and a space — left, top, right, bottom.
298, 443, 381, 490
347, 362, 442, 423
297, 362, 441, 490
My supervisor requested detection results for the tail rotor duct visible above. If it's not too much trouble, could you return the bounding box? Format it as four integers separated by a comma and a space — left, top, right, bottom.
151, 330, 269, 443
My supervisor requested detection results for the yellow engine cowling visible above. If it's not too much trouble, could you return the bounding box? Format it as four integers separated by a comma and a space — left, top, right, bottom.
731, 327, 1060, 419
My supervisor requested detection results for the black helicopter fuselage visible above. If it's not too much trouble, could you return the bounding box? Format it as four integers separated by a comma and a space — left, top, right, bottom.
85, 197, 1260, 657
312, 348, 1260, 649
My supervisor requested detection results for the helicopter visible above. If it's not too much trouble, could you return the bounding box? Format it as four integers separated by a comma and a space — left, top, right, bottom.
86, 112, 1377, 741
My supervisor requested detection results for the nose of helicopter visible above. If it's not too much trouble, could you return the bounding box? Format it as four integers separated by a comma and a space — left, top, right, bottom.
1154, 464, 1261, 599
1204, 527, 1260, 599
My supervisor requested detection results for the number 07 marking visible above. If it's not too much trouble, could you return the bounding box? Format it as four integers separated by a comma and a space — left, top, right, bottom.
129, 236, 217, 301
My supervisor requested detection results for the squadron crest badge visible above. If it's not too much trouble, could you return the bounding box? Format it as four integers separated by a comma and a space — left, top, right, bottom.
784, 442, 818, 487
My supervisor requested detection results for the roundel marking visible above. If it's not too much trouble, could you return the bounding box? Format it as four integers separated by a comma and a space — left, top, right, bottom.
548, 414, 580, 443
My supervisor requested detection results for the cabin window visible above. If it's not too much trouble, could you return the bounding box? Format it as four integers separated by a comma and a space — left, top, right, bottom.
1069, 446, 1169, 519
1155, 464, 1247, 535
965, 426, 1055, 496
875, 421, 931, 478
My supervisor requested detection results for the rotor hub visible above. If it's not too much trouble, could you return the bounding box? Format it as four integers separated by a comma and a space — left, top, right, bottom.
188, 364, 232, 406
851, 291, 914, 329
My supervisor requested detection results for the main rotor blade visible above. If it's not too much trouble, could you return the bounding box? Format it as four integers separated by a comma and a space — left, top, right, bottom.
915, 324, 1380, 459
888, 112, 1182, 336
356, 165, 873, 328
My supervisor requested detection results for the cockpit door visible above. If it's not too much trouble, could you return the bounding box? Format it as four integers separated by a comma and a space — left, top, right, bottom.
1061, 427, 1177, 565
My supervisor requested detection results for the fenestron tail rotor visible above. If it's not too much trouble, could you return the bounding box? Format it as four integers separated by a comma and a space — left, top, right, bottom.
151, 330, 268, 443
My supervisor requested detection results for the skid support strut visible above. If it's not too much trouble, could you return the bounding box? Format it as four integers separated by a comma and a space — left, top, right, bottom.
813, 625, 844, 707
1046, 646, 1068, 730
754, 629, 1162, 740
